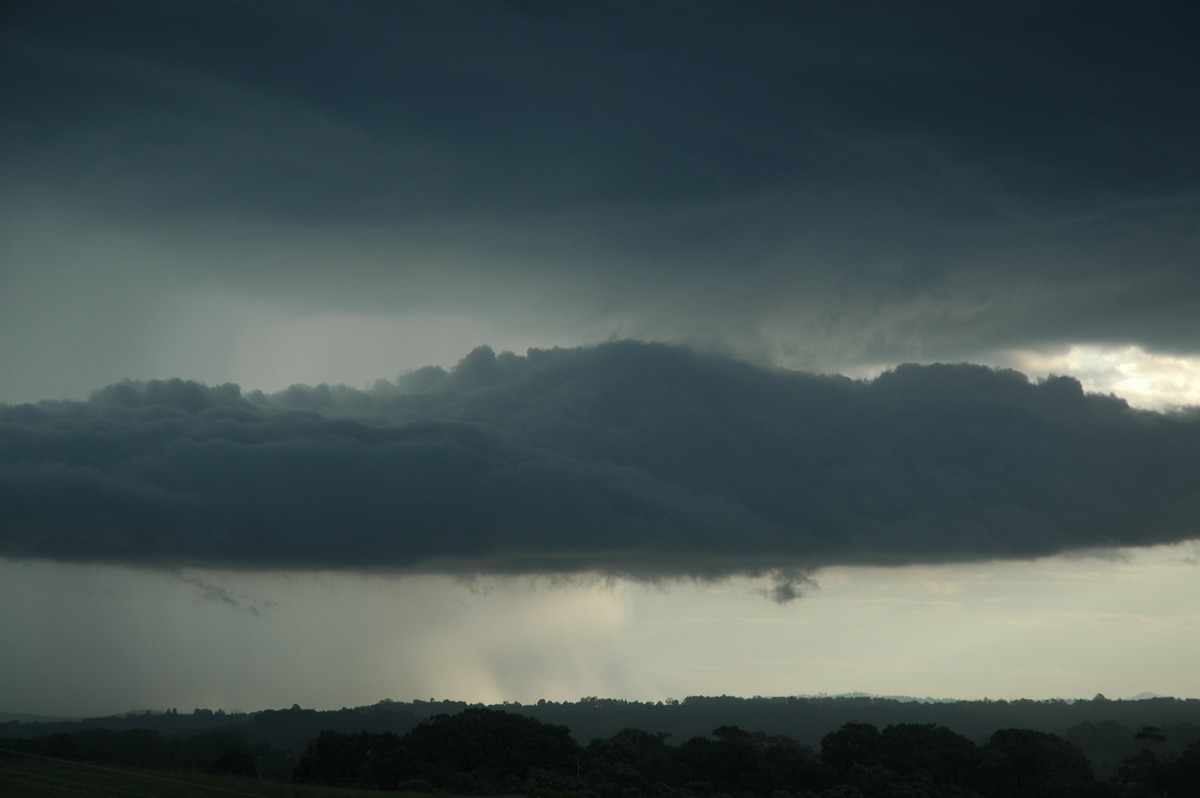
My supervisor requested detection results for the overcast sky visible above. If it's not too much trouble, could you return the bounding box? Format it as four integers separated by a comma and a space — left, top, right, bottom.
2, 1, 1199, 717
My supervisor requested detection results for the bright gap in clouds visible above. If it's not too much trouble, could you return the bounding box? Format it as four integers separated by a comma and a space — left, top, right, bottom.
839, 345, 1200, 412
1004, 345, 1200, 411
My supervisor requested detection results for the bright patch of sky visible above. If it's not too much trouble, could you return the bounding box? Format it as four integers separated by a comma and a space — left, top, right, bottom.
1006, 346, 1200, 411
4, 543, 1198, 718
841, 346, 1200, 412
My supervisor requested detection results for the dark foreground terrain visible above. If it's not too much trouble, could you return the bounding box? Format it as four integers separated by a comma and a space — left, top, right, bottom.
4, 695, 1200, 797
0, 753, 422, 797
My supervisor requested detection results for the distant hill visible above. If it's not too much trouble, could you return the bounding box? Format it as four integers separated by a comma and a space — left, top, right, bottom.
4, 694, 1200, 753
0, 712, 81, 724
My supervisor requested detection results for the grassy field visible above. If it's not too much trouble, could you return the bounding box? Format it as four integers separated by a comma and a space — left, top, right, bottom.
0, 754, 433, 797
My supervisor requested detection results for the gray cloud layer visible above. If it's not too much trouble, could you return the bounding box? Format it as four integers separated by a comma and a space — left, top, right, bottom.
3, 1, 1199, 395
3, 343, 1198, 583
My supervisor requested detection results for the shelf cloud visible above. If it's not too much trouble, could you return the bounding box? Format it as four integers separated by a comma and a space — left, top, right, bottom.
4, 342, 1197, 597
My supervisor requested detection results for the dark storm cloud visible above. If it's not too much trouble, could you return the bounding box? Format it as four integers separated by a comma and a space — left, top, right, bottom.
3, 1, 1198, 369
3, 343, 1198, 585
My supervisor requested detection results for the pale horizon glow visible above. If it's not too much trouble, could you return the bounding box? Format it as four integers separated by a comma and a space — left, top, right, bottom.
4, 542, 1198, 718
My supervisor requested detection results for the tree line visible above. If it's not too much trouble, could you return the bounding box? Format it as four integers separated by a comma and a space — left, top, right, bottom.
5, 703, 1200, 796
291, 708, 1199, 797
8, 694, 1200, 759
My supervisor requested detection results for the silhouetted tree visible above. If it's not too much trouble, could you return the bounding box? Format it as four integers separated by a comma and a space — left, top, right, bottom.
821, 723, 884, 779
879, 723, 978, 790
676, 726, 823, 795
977, 728, 1094, 798
293, 729, 386, 786
399, 708, 582, 791
1166, 740, 1200, 795
585, 727, 675, 789
1119, 748, 1164, 796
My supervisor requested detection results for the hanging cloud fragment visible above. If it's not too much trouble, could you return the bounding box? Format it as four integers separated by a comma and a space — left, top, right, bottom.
2, 342, 1198, 592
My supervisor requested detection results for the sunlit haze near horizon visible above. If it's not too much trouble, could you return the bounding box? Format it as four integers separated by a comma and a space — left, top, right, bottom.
4, 542, 1200, 719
